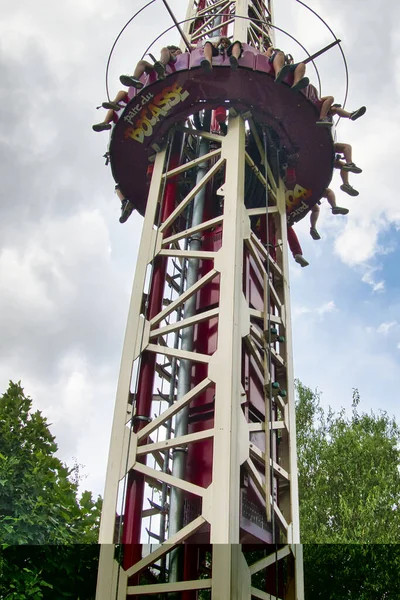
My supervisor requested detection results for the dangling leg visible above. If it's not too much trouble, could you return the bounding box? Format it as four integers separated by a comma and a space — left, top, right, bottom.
102, 90, 128, 112
120, 60, 154, 88
316, 96, 334, 127
229, 41, 242, 70
291, 62, 309, 92
324, 187, 349, 215
287, 225, 309, 267
338, 166, 359, 197
331, 105, 366, 121
310, 204, 321, 240
201, 42, 214, 72
153, 48, 170, 79
116, 185, 135, 224
273, 51, 289, 82
335, 143, 362, 173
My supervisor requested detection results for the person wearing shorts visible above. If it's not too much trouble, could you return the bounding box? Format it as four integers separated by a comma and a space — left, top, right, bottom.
309, 188, 349, 240
201, 37, 243, 71
119, 45, 182, 89
334, 143, 362, 197
92, 90, 129, 132
264, 45, 309, 92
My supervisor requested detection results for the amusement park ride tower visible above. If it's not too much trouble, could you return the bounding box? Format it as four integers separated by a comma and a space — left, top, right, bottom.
96, 0, 334, 597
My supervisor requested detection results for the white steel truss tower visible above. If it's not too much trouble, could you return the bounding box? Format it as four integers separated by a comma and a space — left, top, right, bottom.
96, 1, 304, 598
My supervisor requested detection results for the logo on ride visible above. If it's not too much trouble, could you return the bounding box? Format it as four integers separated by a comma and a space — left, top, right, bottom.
124, 83, 189, 144
286, 184, 312, 222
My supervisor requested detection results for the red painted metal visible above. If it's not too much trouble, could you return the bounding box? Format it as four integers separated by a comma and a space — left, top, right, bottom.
122, 152, 179, 574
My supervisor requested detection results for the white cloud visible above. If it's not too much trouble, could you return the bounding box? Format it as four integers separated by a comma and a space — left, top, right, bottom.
293, 305, 312, 318
2, 0, 400, 508
377, 322, 397, 335
361, 266, 385, 293
334, 221, 380, 266
317, 300, 337, 315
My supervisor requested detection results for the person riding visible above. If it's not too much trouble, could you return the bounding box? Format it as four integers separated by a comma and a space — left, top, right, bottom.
264, 44, 309, 92
119, 45, 182, 89
309, 188, 349, 240
201, 37, 243, 71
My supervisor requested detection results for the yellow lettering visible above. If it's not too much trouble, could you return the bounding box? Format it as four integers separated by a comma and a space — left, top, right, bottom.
149, 104, 167, 119
285, 189, 295, 207
293, 184, 312, 200
125, 127, 144, 143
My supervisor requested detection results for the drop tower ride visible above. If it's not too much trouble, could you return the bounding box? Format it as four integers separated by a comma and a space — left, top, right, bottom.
96, 1, 334, 597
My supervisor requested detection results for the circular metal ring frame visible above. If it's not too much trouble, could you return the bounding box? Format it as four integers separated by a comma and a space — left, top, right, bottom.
105, 1, 349, 124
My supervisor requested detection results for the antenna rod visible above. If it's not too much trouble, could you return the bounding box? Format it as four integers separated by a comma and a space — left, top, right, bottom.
161, 0, 192, 52
302, 39, 341, 64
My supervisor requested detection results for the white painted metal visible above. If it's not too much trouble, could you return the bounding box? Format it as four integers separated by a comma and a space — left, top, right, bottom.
96, 1, 304, 598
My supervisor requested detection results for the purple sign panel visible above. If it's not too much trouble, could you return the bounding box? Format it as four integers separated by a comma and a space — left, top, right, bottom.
110, 68, 333, 223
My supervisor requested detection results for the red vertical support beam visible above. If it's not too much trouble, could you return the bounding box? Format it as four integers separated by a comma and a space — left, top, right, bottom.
122, 155, 179, 574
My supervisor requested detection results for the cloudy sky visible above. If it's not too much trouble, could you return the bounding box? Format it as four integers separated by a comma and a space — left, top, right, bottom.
1, 0, 398, 499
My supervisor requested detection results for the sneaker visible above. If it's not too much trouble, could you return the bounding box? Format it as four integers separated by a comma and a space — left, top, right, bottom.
291, 76, 310, 92
102, 101, 123, 111
310, 227, 321, 240
201, 59, 212, 72
350, 106, 366, 121
153, 61, 166, 79
294, 254, 309, 267
340, 183, 359, 197
119, 199, 134, 224
229, 55, 239, 70
316, 117, 333, 127
119, 74, 144, 89
92, 122, 112, 132
332, 206, 349, 215
274, 64, 291, 83
342, 162, 362, 174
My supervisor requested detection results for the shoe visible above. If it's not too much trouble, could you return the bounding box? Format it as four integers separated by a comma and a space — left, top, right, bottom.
201, 59, 212, 72
310, 227, 321, 240
274, 64, 291, 83
332, 206, 349, 215
316, 117, 333, 127
153, 61, 166, 80
350, 106, 366, 121
340, 183, 359, 197
92, 122, 112, 132
291, 76, 310, 92
229, 55, 238, 70
294, 254, 309, 267
119, 199, 134, 223
342, 162, 362, 174
119, 74, 144, 89
102, 101, 123, 111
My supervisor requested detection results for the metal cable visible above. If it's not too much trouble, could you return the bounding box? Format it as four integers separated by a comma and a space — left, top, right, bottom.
295, 0, 349, 121
105, 0, 156, 101
105, 12, 324, 100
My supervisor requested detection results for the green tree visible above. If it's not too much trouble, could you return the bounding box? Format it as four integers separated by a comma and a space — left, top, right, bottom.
296, 381, 400, 599
0, 381, 102, 598
296, 380, 400, 544
303, 543, 400, 600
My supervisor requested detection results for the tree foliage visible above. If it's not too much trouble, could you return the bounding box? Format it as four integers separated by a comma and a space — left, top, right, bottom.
304, 543, 400, 600
0, 381, 102, 598
296, 380, 400, 544
296, 381, 400, 599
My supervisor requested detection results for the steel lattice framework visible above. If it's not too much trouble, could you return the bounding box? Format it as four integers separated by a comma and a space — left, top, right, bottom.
96, 1, 305, 598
